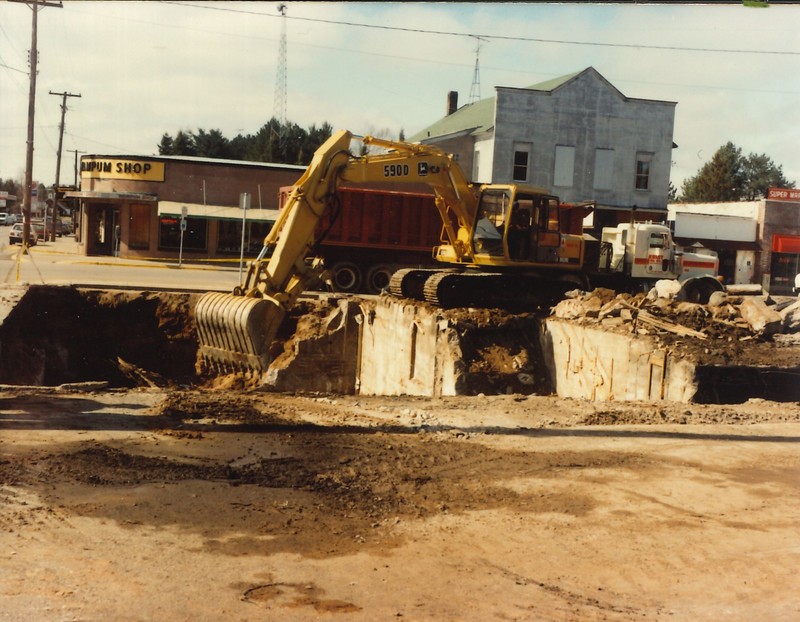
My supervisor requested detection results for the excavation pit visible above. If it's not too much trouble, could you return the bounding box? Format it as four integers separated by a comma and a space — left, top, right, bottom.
0, 284, 798, 403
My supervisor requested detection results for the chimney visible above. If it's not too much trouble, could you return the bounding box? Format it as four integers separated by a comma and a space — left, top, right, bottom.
447, 91, 458, 116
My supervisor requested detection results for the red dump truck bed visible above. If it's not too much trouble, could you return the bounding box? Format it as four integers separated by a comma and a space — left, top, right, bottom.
280, 185, 443, 293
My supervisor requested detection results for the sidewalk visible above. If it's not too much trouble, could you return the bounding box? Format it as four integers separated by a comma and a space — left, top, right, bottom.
4, 233, 242, 272
1, 233, 245, 292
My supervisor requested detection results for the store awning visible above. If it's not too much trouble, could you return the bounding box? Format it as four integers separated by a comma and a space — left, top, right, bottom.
771, 234, 800, 254
158, 201, 279, 222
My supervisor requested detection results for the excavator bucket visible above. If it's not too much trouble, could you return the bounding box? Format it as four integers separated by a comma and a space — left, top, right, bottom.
194, 292, 286, 374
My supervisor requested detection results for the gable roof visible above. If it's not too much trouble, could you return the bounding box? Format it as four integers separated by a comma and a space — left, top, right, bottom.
410, 67, 663, 143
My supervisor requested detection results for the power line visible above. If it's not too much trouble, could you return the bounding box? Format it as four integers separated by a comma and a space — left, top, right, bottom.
161, 1, 800, 57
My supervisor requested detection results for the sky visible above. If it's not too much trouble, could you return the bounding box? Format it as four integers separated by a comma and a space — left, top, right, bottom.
1, 1, 798, 194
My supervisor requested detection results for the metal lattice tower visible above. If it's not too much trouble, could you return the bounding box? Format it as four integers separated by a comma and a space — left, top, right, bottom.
273, 3, 288, 127
468, 37, 483, 104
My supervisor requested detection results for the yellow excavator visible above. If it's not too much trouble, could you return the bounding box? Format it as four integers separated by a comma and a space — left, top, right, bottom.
195, 130, 585, 373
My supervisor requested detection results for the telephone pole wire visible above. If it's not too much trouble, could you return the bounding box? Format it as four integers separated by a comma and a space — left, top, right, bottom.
48, 90, 81, 241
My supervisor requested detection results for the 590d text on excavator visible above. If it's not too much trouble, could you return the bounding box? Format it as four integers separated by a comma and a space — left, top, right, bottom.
194, 130, 590, 374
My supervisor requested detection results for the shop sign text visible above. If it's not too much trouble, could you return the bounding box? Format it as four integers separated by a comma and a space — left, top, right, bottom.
81, 159, 165, 182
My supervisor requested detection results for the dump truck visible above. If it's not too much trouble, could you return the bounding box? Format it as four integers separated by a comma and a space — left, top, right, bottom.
195, 130, 587, 373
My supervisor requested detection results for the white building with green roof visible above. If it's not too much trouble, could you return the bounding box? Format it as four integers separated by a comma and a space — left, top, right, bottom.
410, 67, 677, 230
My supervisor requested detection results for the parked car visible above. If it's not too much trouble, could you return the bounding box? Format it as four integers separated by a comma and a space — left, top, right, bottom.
0, 213, 8, 226
8, 223, 38, 246
31, 219, 46, 240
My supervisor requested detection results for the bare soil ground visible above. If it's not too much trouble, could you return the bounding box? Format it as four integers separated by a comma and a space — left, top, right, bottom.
2, 387, 799, 621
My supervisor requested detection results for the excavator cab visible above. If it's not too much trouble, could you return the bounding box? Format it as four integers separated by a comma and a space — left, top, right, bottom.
471, 187, 567, 265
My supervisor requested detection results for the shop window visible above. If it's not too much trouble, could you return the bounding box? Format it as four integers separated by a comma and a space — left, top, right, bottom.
158, 216, 207, 251
217, 220, 274, 254
129, 203, 150, 250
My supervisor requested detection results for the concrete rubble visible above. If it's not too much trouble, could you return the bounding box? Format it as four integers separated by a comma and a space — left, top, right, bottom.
551, 281, 800, 342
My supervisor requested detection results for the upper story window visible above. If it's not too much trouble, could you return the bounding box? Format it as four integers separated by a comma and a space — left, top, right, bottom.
594, 148, 614, 190
512, 143, 531, 182
554, 145, 575, 188
636, 152, 653, 191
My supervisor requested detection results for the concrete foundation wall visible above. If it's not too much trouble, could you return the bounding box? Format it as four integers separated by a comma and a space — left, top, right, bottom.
541, 319, 698, 402
357, 299, 461, 397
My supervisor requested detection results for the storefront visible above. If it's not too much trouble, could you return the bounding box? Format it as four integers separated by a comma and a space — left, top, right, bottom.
66, 155, 304, 261
670, 190, 800, 293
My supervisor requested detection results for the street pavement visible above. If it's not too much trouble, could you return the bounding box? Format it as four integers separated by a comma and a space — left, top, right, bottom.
0, 232, 247, 293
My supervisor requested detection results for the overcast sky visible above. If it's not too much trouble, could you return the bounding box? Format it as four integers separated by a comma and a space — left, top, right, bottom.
1, 1, 798, 194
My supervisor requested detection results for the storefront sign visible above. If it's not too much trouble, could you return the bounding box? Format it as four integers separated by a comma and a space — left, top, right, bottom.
767, 187, 800, 201
81, 159, 165, 182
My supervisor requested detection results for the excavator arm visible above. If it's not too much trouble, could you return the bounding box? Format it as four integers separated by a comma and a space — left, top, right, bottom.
195, 129, 480, 373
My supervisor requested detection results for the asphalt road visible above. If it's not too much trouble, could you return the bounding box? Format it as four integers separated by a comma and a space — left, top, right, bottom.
0, 233, 244, 293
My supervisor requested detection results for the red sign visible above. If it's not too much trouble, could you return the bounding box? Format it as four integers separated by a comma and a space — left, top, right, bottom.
767, 187, 800, 201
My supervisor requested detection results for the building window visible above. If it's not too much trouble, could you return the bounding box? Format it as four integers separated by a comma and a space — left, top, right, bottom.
593, 148, 614, 191
217, 220, 274, 254
512, 143, 531, 182
472, 150, 480, 182
554, 145, 575, 187
636, 153, 653, 191
128, 203, 151, 250
158, 216, 207, 251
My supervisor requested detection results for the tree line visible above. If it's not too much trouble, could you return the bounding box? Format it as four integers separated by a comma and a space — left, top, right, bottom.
157, 118, 335, 166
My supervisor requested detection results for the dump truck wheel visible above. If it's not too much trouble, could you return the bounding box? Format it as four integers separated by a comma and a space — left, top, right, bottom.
365, 264, 394, 294
331, 262, 362, 293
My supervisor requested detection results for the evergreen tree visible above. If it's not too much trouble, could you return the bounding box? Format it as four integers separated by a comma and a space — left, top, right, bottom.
743, 152, 792, 200
679, 142, 795, 202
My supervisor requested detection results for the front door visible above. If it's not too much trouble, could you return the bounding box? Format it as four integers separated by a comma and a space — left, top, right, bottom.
86, 203, 116, 255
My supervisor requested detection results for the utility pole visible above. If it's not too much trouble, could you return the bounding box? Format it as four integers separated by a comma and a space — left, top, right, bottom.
48, 90, 81, 241
9, 0, 63, 248
67, 149, 85, 187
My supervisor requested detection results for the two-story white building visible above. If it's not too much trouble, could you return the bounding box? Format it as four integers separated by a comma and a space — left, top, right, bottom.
410, 67, 677, 233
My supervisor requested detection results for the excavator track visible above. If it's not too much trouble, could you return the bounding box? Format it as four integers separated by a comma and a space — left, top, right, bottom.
389, 268, 442, 301
421, 271, 495, 308
420, 270, 579, 311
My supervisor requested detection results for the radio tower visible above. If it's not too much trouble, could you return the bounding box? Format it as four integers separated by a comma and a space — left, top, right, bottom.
468, 37, 484, 104
273, 3, 288, 150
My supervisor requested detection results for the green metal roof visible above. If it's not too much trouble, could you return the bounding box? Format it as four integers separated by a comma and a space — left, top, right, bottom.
409, 96, 495, 143
410, 69, 587, 143
524, 70, 582, 91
